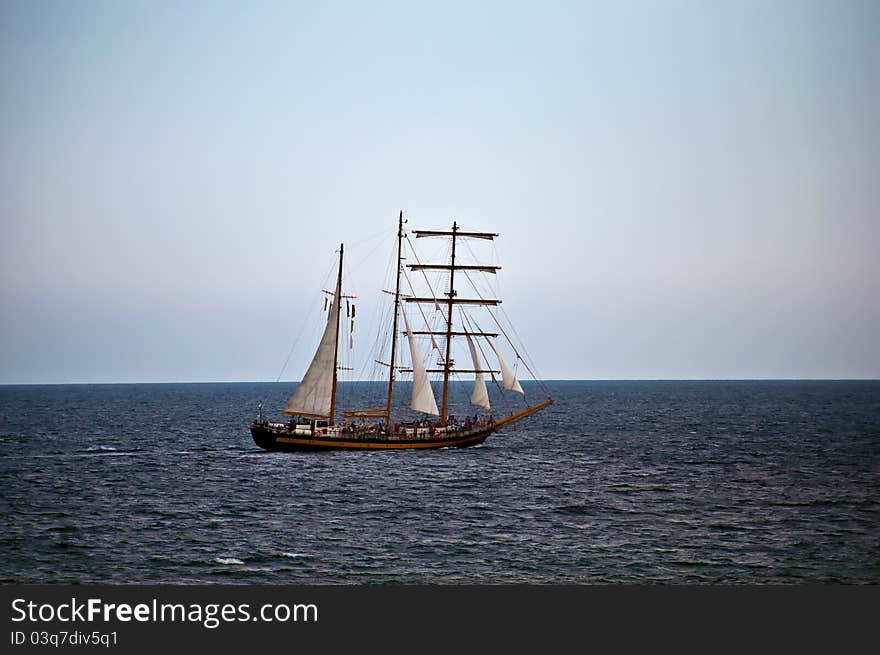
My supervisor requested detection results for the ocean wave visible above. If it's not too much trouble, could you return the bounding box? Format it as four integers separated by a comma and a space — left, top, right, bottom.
3, 380, 878, 584
214, 557, 245, 565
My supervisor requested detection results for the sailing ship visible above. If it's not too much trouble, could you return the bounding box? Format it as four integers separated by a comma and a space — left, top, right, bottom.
250, 212, 554, 451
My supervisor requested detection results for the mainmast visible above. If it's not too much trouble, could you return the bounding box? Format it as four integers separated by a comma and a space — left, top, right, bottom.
385, 211, 405, 426
328, 242, 344, 426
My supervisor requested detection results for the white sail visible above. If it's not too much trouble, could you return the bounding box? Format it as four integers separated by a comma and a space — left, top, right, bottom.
465, 334, 491, 410
487, 339, 524, 395
402, 310, 439, 416
283, 270, 342, 417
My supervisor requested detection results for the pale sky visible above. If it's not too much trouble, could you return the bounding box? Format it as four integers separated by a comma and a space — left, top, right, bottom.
1, 0, 878, 383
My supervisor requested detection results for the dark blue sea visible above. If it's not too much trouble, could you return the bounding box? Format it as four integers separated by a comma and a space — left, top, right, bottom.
1, 381, 877, 584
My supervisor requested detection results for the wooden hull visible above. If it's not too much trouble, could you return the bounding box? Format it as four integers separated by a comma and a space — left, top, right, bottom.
249, 399, 554, 452
251, 424, 492, 451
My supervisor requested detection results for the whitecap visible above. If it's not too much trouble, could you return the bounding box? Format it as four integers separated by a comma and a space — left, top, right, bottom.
281, 552, 309, 559
215, 557, 245, 565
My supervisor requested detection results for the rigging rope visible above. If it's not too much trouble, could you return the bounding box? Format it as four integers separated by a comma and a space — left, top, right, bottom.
461, 268, 551, 397
274, 257, 336, 384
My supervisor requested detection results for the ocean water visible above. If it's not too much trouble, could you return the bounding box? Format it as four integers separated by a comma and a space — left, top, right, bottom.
0, 380, 877, 584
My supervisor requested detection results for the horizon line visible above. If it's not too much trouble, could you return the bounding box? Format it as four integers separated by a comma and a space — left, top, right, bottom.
1, 378, 879, 386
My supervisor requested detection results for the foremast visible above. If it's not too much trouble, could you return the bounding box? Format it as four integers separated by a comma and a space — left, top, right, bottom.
407, 223, 500, 427
440, 222, 458, 426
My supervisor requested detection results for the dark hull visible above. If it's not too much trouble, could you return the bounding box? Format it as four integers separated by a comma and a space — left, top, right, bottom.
250, 424, 493, 451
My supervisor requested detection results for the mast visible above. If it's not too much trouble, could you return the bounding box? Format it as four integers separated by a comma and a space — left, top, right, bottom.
440, 222, 458, 425
282, 242, 347, 419
404, 223, 499, 426
385, 211, 404, 426
328, 242, 344, 426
